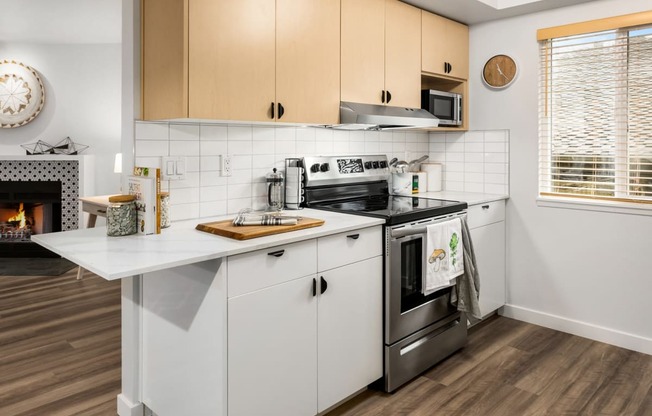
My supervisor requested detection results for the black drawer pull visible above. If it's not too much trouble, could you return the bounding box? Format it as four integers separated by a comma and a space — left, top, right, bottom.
97, 209, 106, 214
312, 278, 317, 297
347, 234, 360, 240
320, 276, 328, 294
267, 249, 285, 257
481, 205, 490, 210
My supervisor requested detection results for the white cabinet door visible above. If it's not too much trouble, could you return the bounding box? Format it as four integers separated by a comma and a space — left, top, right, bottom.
228, 275, 318, 416
317, 256, 383, 412
470, 221, 506, 317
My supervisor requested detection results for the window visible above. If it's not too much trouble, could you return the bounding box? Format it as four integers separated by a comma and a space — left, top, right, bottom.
538, 18, 652, 204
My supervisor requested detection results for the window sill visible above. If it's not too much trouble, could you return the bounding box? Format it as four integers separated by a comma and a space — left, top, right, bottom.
536, 196, 652, 217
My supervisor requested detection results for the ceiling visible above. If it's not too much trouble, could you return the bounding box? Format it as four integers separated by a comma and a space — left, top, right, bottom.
403, 0, 599, 25
0, 0, 599, 44
0, 0, 121, 44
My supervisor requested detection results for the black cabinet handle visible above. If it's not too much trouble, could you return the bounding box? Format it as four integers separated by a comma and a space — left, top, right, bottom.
267, 249, 285, 257
320, 276, 328, 294
381, 90, 386, 103
97, 209, 106, 214
347, 234, 360, 240
312, 278, 317, 297
386, 90, 392, 103
277, 103, 285, 119
481, 205, 490, 210
270, 102, 275, 119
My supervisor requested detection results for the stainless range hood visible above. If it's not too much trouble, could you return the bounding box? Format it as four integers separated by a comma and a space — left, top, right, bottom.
329, 101, 439, 130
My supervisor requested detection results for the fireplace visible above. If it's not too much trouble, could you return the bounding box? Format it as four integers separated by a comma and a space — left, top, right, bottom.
0, 181, 62, 258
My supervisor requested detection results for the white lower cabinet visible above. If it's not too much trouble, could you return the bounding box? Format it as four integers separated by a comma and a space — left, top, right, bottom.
317, 256, 383, 412
227, 225, 383, 416
468, 200, 506, 318
228, 275, 318, 416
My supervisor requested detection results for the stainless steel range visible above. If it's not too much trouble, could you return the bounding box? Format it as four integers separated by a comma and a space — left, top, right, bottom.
300, 155, 468, 392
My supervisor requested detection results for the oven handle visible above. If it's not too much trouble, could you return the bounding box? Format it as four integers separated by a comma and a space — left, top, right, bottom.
390, 213, 466, 239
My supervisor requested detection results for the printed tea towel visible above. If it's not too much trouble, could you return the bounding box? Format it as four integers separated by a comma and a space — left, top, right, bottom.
424, 217, 464, 295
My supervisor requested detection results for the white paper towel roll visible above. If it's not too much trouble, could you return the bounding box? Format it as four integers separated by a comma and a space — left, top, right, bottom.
422, 163, 442, 192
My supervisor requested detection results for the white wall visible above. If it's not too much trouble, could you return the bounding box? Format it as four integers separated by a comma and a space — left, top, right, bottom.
469, 0, 652, 353
0, 42, 122, 195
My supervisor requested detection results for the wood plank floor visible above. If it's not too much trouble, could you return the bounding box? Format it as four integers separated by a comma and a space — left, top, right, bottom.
0, 269, 121, 416
328, 316, 652, 416
1, 270, 651, 415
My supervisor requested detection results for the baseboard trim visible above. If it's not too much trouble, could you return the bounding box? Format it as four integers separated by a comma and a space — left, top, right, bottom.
501, 304, 652, 356
117, 394, 144, 416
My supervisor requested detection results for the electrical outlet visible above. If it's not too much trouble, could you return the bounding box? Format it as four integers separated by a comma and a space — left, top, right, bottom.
221, 154, 232, 177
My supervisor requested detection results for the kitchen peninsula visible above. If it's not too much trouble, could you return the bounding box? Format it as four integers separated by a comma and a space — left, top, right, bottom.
33, 209, 384, 416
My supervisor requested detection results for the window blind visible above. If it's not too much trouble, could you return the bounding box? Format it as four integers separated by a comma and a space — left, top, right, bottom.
538, 25, 652, 203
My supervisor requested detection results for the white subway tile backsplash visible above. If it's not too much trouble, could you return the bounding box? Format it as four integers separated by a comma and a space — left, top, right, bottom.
228, 197, 253, 214
200, 200, 227, 218
135, 140, 168, 157
464, 142, 484, 153
170, 187, 200, 204
429, 141, 445, 153
200, 185, 227, 202
201, 156, 221, 172
484, 130, 507, 142
228, 126, 253, 141
170, 140, 200, 156
464, 182, 484, 193
252, 140, 275, 155
227, 169, 252, 185
252, 127, 275, 142
200, 125, 228, 141
200, 171, 227, 187
200, 140, 227, 156
134, 157, 162, 169
485, 142, 507, 153
170, 124, 200, 141
275, 139, 296, 154
169, 172, 200, 189
229, 140, 253, 155
135, 122, 168, 141
134, 122, 510, 222
171, 203, 200, 221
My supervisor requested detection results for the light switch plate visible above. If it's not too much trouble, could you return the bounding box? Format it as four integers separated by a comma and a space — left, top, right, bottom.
161, 156, 187, 181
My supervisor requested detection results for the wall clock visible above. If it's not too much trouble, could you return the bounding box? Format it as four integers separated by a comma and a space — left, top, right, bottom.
482, 54, 517, 89
0, 60, 46, 128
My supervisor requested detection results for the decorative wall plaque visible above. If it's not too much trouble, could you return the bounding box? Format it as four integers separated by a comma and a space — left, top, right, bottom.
0, 60, 46, 128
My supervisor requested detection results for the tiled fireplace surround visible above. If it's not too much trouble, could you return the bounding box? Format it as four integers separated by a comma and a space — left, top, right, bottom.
135, 122, 509, 222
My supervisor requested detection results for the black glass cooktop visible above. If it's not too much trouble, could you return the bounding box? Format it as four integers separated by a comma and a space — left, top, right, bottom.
310, 195, 467, 225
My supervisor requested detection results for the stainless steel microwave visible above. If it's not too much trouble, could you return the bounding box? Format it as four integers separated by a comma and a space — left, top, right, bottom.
421, 89, 462, 127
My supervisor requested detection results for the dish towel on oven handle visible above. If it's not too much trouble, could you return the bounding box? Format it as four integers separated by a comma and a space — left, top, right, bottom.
451, 217, 482, 323
424, 217, 465, 296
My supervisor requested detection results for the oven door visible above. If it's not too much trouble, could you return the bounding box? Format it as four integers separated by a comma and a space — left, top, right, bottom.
386, 223, 458, 345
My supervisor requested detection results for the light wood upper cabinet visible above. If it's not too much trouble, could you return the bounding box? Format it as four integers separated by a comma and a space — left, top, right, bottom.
341, 0, 386, 105
385, 0, 421, 108
422, 11, 469, 79
276, 0, 340, 124
341, 0, 421, 108
189, 0, 276, 122
141, 0, 188, 120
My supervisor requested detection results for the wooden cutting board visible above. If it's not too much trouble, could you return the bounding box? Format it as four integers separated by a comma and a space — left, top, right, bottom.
196, 217, 325, 240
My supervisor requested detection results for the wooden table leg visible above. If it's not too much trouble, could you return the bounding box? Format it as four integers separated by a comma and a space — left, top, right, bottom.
77, 213, 98, 280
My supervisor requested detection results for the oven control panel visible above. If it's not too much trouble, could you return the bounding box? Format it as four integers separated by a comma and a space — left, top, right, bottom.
303, 155, 389, 187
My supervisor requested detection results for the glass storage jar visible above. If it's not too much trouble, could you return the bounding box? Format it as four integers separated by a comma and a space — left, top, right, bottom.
106, 195, 137, 236
160, 191, 170, 228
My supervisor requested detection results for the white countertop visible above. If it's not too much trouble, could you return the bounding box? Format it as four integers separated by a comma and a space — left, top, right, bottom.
415, 191, 508, 206
32, 208, 384, 281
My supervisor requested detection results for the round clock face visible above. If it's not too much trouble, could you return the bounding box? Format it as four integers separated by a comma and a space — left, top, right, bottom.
482, 55, 517, 89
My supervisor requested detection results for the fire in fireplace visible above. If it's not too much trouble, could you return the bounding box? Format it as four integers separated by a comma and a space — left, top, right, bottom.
0, 181, 62, 258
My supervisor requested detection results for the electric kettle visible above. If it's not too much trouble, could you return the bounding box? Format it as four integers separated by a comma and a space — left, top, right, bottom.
266, 168, 285, 211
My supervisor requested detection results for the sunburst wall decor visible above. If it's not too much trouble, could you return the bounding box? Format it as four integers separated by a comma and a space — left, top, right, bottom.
0, 60, 46, 128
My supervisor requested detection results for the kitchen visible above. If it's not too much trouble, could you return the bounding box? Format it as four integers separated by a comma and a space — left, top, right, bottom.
1, 0, 652, 415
